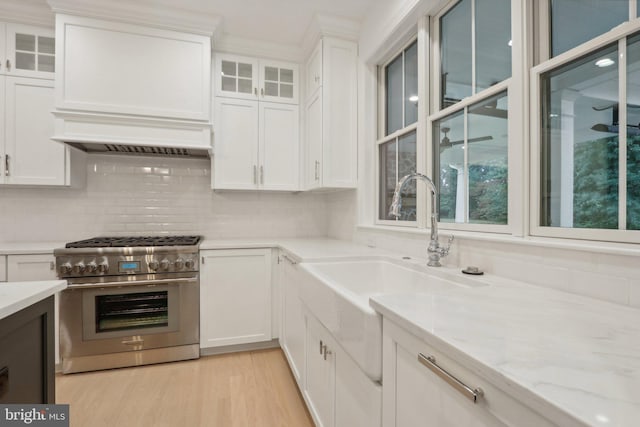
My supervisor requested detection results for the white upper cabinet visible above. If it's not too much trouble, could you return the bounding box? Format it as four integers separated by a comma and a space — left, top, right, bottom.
1, 77, 68, 185
0, 23, 55, 80
213, 97, 299, 191
215, 53, 299, 104
213, 52, 300, 191
304, 37, 358, 190
54, 14, 211, 121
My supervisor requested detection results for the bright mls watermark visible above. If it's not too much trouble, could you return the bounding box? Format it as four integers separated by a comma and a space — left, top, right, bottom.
0, 405, 69, 426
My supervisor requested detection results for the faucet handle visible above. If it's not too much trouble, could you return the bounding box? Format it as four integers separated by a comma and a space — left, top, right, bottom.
441, 235, 454, 257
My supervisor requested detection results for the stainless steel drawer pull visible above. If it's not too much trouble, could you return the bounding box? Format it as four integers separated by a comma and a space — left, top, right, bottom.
418, 353, 483, 403
4, 155, 9, 176
122, 339, 144, 346
319, 340, 323, 355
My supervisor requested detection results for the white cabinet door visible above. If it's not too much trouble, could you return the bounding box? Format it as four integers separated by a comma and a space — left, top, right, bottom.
280, 255, 305, 384
259, 102, 299, 191
259, 60, 298, 105
55, 14, 211, 121
321, 37, 358, 188
0, 255, 6, 282
5, 23, 55, 80
4, 77, 67, 185
303, 37, 357, 190
213, 97, 259, 190
305, 314, 335, 427
200, 249, 272, 348
6, 254, 56, 281
214, 54, 258, 101
306, 40, 322, 100
305, 91, 323, 190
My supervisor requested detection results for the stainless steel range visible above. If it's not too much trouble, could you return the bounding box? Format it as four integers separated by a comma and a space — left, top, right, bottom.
55, 235, 202, 374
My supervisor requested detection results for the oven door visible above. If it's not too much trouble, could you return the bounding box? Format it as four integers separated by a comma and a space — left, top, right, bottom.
59, 276, 199, 359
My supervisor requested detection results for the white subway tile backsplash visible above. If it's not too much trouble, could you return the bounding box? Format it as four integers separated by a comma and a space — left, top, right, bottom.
0, 154, 328, 242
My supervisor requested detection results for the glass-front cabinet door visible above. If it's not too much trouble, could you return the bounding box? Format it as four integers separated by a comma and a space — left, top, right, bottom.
214, 54, 259, 100
259, 60, 298, 104
4, 23, 55, 79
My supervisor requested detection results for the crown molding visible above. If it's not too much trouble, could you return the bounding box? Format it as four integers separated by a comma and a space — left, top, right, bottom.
46, 0, 221, 36
0, 0, 55, 27
302, 13, 361, 55
214, 34, 304, 63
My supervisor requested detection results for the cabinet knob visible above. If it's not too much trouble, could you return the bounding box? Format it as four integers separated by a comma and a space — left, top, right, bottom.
5, 155, 9, 177
254, 87, 257, 96
5, 59, 10, 71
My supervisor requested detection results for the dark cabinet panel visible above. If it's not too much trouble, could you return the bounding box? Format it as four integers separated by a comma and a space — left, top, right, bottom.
0, 296, 55, 404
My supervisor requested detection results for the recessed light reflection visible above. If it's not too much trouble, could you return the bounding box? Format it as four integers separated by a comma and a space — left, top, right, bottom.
595, 58, 615, 67
595, 414, 610, 423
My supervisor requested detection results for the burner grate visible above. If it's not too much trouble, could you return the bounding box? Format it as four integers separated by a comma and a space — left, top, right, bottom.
65, 236, 202, 248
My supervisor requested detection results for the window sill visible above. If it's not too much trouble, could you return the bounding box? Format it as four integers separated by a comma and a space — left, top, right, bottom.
356, 224, 640, 258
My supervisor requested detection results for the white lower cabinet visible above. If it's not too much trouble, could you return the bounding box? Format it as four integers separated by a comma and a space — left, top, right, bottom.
279, 253, 305, 385
200, 248, 272, 348
383, 318, 557, 427
6, 254, 56, 281
303, 312, 382, 427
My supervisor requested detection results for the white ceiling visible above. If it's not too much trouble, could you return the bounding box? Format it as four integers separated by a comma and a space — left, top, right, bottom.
91, 0, 375, 45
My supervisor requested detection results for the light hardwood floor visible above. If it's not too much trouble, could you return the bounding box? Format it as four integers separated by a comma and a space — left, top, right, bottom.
56, 349, 314, 427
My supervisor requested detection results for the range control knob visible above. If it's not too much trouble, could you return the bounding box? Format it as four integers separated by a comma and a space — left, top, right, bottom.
59, 263, 72, 275
160, 259, 170, 271
97, 263, 109, 274
184, 258, 195, 270
148, 260, 159, 271
72, 262, 86, 274
86, 262, 98, 273
174, 258, 185, 269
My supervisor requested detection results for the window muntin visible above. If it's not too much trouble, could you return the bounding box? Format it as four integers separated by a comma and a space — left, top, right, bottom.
439, 0, 511, 109
385, 40, 419, 135
434, 92, 508, 225
550, 0, 629, 57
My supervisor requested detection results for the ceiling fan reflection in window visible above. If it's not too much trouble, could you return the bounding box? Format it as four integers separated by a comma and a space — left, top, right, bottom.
439, 126, 493, 153
590, 103, 640, 136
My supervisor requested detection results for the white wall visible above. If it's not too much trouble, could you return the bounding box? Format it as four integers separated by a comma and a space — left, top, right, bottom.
0, 154, 328, 242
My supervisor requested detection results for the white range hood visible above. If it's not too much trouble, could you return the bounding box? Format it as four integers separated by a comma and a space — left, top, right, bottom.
48, 1, 219, 158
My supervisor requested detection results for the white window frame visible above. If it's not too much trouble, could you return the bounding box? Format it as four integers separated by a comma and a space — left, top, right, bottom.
375, 36, 422, 227
530, 19, 640, 244
428, 0, 517, 234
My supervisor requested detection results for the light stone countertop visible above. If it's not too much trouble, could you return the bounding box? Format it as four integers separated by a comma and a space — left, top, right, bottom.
0, 242, 65, 255
200, 237, 393, 261
370, 272, 640, 427
0, 280, 67, 320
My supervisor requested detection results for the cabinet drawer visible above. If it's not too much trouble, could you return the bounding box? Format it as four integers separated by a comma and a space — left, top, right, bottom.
7, 254, 56, 282
0, 256, 6, 282
383, 319, 562, 427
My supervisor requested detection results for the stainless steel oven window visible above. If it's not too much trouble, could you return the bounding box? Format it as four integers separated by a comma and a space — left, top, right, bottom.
81, 285, 180, 340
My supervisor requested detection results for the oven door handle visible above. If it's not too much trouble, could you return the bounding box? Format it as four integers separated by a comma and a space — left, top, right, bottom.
66, 277, 198, 289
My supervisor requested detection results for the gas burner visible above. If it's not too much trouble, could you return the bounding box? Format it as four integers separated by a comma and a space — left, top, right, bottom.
65, 235, 202, 248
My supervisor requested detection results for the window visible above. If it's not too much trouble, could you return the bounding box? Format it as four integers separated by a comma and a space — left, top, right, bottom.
434, 92, 509, 225
551, 0, 629, 57
377, 40, 419, 223
538, 29, 640, 234
431, 0, 511, 228
439, 0, 511, 109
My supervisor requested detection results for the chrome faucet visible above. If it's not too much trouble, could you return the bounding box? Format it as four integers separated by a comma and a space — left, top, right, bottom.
389, 172, 453, 267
